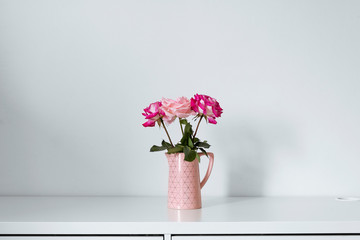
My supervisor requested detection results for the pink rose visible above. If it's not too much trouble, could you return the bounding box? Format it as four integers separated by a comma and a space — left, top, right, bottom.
161, 97, 195, 120
190, 94, 223, 124
160, 98, 177, 124
142, 101, 165, 127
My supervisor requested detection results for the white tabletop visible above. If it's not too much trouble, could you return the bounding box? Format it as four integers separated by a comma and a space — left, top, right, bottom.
0, 196, 359, 234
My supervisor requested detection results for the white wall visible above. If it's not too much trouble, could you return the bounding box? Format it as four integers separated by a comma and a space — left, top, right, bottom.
0, 0, 359, 197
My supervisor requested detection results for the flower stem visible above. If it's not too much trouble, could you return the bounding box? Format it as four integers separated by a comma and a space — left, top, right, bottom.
160, 119, 174, 147
179, 118, 184, 135
193, 115, 203, 140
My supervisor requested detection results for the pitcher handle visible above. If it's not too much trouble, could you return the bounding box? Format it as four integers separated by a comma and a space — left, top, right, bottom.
199, 152, 214, 189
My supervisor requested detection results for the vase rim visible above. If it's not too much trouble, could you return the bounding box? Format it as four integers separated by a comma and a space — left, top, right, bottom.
165, 152, 213, 155
165, 152, 184, 155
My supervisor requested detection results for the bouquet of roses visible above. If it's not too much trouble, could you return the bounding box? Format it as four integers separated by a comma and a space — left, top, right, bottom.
142, 94, 223, 162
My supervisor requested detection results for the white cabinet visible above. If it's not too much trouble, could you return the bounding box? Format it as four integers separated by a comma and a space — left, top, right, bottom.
173, 236, 360, 240
0, 197, 359, 238
0, 238, 162, 240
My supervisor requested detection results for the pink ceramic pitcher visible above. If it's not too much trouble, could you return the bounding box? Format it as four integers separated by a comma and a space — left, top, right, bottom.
166, 152, 214, 209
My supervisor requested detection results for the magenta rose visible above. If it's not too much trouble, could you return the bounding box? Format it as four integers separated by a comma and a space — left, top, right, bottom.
161, 96, 195, 120
142, 101, 165, 127
190, 94, 223, 124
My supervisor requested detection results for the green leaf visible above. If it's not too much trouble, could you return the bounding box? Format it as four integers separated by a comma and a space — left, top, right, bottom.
187, 150, 197, 162
199, 148, 209, 158
196, 152, 201, 163
188, 137, 194, 148
161, 140, 172, 149
193, 137, 200, 143
196, 141, 211, 149
180, 123, 194, 147
167, 145, 184, 154
150, 145, 167, 152
184, 123, 193, 136
180, 136, 189, 146
180, 135, 187, 146
183, 146, 191, 161
180, 119, 188, 125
